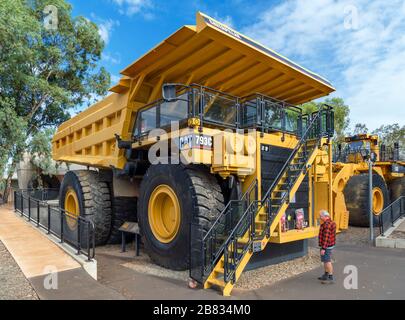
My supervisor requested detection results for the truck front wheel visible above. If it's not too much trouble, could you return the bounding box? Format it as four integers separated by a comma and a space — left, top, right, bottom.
137, 164, 224, 270
344, 173, 389, 227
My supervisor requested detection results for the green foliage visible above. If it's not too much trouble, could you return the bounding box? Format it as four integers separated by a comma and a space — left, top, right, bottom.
29, 128, 59, 175
353, 123, 369, 135
0, 0, 109, 199
301, 97, 350, 143
0, 0, 110, 132
0, 100, 27, 178
372, 124, 405, 157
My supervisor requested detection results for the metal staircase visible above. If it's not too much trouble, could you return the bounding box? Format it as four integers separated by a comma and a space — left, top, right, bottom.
190, 105, 334, 296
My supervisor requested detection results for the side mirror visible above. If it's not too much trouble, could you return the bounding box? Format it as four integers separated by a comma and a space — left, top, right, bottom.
162, 84, 177, 102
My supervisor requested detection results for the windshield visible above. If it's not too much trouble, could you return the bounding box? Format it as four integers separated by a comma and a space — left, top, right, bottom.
348, 140, 370, 153
202, 91, 237, 126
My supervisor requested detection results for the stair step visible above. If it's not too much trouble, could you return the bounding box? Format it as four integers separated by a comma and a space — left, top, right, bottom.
238, 237, 250, 244
207, 278, 226, 288
292, 161, 305, 166
215, 267, 224, 275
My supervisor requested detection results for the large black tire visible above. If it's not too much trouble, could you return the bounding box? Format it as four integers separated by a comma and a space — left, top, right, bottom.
59, 170, 112, 246
138, 164, 224, 270
108, 197, 138, 244
345, 173, 389, 227
388, 177, 405, 202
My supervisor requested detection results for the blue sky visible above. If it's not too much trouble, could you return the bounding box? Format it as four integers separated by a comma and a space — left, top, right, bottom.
69, 0, 405, 130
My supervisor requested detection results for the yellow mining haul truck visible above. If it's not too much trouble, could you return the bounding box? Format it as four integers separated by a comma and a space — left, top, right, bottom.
331, 134, 405, 230
52, 12, 336, 295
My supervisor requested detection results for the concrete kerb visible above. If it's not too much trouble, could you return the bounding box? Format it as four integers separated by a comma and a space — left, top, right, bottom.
376, 217, 405, 249
45, 230, 98, 280
12, 206, 98, 280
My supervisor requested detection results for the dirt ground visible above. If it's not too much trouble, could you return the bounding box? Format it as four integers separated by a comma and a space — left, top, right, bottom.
0, 241, 38, 300
95, 226, 376, 293
336, 226, 380, 246
97, 244, 322, 292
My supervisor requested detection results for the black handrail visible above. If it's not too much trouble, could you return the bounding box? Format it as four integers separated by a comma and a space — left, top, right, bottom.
13, 189, 95, 260
190, 105, 334, 284
191, 179, 258, 280
202, 179, 257, 242
379, 196, 405, 236
222, 108, 328, 283
262, 105, 331, 202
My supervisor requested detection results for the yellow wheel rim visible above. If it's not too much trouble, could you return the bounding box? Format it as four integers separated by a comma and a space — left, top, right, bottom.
148, 185, 181, 243
372, 187, 384, 215
64, 188, 80, 230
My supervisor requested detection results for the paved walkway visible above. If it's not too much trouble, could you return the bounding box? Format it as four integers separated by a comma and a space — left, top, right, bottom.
0, 205, 125, 300
95, 243, 405, 300
0, 205, 80, 278
238, 244, 405, 299
2, 204, 405, 299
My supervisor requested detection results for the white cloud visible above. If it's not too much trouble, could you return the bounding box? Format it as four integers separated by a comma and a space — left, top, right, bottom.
97, 19, 120, 44
111, 74, 121, 84
242, 0, 405, 130
90, 13, 120, 44
111, 0, 152, 16
102, 52, 121, 65
212, 13, 234, 28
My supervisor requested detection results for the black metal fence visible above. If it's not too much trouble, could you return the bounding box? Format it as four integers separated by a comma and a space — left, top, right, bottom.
379, 196, 405, 236
14, 189, 95, 260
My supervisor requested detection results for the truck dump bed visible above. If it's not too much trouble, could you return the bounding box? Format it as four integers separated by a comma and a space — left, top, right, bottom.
52, 12, 335, 169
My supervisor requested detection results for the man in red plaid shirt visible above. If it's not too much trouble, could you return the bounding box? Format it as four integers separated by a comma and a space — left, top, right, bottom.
318, 210, 336, 284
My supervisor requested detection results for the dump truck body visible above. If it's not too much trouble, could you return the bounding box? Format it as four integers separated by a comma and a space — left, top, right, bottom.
52, 12, 334, 169
52, 12, 336, 296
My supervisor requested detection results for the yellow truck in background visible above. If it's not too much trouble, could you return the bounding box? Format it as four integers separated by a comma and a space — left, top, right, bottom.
331, 133, 405, 230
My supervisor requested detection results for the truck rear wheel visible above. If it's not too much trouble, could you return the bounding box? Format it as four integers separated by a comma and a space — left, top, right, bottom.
137, 164, 224, 270
344, 173, 389, 227
59, 170, 112, 245
388, 177, 405, 202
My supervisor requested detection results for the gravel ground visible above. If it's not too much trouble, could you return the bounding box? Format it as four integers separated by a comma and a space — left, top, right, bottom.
389, 230, 405, 239
97, 244, 321, 291
0, 241, 38, 300
96, 226, 377, 292
97, 244, 190, 281
334, 226, 380, 246
235, 247, 321, 290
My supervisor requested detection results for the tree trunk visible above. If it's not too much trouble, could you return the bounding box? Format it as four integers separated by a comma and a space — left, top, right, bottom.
2, 158, 18, 204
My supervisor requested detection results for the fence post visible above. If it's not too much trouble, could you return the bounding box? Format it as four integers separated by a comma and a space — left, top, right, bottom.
379, 214, 383, 236
60, 212, 64, 243
28, 197, 31, 222
47, 205, 51, 234
14, 190, 17, 211
86, 222, 91, 261
77, 219, 81, 255
20, 193, 24, 217
37, 200, 40, 227
201, 227, 205, 282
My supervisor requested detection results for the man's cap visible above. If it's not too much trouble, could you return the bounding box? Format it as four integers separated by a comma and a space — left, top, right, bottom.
320, 210, 330, 217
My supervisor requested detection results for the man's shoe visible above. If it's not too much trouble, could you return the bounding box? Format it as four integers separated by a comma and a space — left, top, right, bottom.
318, 273, 328, 281
321, 275, 335, 284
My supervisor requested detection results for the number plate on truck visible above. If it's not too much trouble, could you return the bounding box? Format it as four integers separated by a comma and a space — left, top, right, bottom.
176, 134, 213, 150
